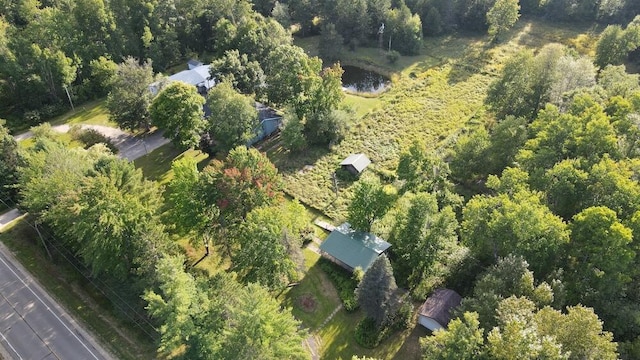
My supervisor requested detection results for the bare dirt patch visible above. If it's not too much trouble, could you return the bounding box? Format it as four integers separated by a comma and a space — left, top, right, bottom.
297, 293, 318, 313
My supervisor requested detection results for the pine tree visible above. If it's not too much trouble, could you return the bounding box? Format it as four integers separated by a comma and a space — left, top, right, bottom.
355, 254, 398, 327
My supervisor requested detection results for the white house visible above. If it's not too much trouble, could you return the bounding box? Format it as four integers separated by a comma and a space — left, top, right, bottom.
418, 288, 462, 332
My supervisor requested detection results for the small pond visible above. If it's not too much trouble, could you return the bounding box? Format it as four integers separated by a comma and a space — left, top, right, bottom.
341, 65, 390, 94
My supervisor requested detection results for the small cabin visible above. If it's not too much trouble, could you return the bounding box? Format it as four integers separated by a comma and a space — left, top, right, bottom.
340, 153, 371, 175
418, 289, 462, 332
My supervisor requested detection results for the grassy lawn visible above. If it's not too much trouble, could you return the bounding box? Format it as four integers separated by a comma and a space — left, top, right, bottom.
280, 249, 342, 330
0, 219, 155, 360
343, 94, 383, 119
133, 143, 209, 186
49, 99, 117, 128
318, 307, 427, 360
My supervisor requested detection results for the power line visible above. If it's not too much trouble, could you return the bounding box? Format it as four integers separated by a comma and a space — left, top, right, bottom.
0, 197, 158, 340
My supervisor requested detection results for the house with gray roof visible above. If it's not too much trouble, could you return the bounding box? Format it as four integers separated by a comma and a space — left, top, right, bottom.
150, 62, 215, 96
319, 223, 391, 272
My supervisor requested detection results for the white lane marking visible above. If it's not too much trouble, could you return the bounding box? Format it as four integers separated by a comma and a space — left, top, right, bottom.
0, 253, 101, 360
0, 329, 23, 360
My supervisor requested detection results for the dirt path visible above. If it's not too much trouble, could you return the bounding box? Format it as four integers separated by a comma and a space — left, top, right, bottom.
14, 124, 170, 161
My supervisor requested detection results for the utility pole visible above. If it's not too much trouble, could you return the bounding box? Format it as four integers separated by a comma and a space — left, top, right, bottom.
63, 85, 74, 111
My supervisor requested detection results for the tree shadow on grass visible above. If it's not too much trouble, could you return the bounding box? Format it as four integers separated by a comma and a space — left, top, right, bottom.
264, 140, 332, 176
446, 40, 493, 85
280, 249, 342, 331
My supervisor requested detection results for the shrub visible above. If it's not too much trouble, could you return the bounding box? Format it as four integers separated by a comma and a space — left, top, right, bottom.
387, 50, 400, 64
385, 296, 414, 331
23, 110, 41, 125
355, 317, 382, 348
319, 258, 359, 311
69, 125, 119, 154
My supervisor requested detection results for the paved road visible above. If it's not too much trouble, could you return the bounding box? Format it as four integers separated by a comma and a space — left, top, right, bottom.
0, 242, 113, 360
1, 125, 166, 359
0, 210, 22, 231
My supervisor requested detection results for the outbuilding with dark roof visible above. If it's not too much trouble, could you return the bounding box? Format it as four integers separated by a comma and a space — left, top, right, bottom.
418, 288, 462, 332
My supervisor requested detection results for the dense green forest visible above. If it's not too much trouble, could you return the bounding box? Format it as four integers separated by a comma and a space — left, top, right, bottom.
2, 0, 640, 359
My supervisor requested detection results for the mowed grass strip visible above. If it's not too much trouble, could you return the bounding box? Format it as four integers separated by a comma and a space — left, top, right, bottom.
49, 99, 117, 128
0, 219, 155, 360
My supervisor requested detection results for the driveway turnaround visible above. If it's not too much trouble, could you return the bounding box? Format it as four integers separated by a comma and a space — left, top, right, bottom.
0, 242, 113, 360
14, 124, 170, 161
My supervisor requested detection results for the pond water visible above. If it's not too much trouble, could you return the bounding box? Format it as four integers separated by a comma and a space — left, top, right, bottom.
341, 65, 390, 94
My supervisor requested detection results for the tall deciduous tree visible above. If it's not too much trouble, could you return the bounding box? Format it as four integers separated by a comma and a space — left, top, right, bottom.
205, 81, 257, 153
0, 121, 19, 203
486, 44, 564, 120
214, 283, 309, 359
389, 192, 463, 297
347, 176, 396, 232
232, 201, 307, 290
18, 140, 100, 215
595, 18, 640, 68
598, 64, 640, 98
486, 297, 568, 360
397, 140, 462, 208
459, 255, 558, 330
106, 57, 156, 131
486, 0, 520, 42
534, 306, 618, 360
420, 312, 485, 360
166, 157, 215, 237
461, 176, 570, 276
47, 157, 170, 281
356, 254, 398, 327
150, 81, 206, 149
385, 4, 423, 55
88, 56, 117, 98
262, 44, 321, 113
200, 145, 282, 253
280, 110, 307, 152
210, 49, 265, 95
566, 206, 634, 306
143, 255, 208, 355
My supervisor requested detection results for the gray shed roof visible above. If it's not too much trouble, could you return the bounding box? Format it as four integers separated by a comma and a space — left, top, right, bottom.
340, 153, 371, 173
419, 289, 462, 328
319, 223, 390, 272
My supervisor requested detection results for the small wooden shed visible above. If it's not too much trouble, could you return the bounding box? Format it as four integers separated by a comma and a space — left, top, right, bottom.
340, 153, 371, 175
418, 289, 462, 332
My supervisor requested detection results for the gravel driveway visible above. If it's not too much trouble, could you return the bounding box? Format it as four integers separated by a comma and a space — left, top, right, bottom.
14, 124, 170, 161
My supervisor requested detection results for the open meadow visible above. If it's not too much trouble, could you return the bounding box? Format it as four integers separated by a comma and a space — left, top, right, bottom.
282, 18, 597, 221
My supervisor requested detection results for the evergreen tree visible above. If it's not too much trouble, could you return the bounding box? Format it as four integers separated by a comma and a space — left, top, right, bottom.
356, 254, 398, 327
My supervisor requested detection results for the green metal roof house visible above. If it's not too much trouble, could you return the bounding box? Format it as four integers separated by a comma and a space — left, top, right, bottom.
319, 223, 391, 272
